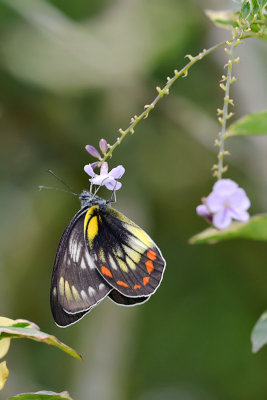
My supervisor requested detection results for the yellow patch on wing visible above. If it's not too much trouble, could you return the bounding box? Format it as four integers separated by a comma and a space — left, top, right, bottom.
87, 216, 99, 245
126, 224, 152, 248
84, 205, 98, 232
84, 205, 100, 246
64, 280, 73, 301
99, 248, 105, 262
71, 285, 81, 301
126, 256, 136, 270
124, 246, 141, 265
59, 277, 65, 296
117, 258, 129, 272
113, 247, 123, 258
108, 207, 153, 248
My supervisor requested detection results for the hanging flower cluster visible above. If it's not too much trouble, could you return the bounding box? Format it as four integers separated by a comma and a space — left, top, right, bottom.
85, 138, 109, 158
84, 139, 125, 191
196, 179, 251, 230
84, 162, 125, 191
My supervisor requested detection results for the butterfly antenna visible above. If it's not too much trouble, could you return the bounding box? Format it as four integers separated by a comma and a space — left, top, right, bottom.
91, 176, 112, 199
38, 185, 78, 196
91, 184, 101, 199
47, 170, 78, 196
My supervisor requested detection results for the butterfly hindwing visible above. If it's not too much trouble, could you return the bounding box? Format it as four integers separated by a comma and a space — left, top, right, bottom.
50, 208, 111, 327
50, 302, 89, 327
108, 290, 150, 306
84, 205, 166, 297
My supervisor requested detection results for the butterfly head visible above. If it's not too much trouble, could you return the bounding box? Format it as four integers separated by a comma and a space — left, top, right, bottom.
79, 190, 111, 209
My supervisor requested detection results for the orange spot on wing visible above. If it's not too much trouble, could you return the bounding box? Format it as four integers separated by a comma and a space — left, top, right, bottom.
101, 266, 113, 278
117, 280, 129, 288
134, 284, 141, 290
143, 276, 150, 286
145, 260, 154, 274
147, 250, 157, 260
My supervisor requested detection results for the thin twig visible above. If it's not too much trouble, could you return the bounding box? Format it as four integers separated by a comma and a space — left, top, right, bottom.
100, 34, 255, 163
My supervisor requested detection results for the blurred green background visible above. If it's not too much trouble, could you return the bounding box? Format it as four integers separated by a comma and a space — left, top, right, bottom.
0, 0, 267, 399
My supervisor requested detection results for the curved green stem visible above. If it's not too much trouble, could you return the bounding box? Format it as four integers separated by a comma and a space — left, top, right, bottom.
101, 34, 255, 163
214, 28, 243, 179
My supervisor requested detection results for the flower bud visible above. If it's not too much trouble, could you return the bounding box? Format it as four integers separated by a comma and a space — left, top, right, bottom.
91, 161, 100, 169
99, 139, 108, 154
85, 145, 100, 158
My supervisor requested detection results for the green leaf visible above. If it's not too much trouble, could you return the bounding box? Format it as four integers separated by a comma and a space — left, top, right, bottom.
0, 361, 9, 391
0, 317, 17, 359
251, 0, 260, 15
241, 0, 251, 18
189, 214, 267, 244
227, 111, 267, 137
0, 319, 82, 361
8, 391, 73, 400
251, 311, 267, 352
258, 0, 267, 8
205, 9, 239, 29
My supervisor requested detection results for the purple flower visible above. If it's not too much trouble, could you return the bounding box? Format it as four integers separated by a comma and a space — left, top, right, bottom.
196, 203, 213, 223
85, 138, 109, 159
99, 139, 108, 154
85, 145, 100, 159
84, 162, 125, 191
196, 179, 250, 230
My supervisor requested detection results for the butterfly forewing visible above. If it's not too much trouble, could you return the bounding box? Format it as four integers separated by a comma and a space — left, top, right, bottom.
50, 208, 111, 326
84, 206, 166, 297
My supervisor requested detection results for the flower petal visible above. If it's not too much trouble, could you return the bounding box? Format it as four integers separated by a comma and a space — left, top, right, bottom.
109, 165, 125, 179
196, 204, 213, 223
84, 164, 96, 177
196, 204, 209, 217
105, 180, 122, 191
100, 162, 109, 175
213, 209, 232, 229
206, 192, 225, 213
85, 145, 101, 158
90, 174, 109, 186
213, 179, 238, 196
228, 208, 250, 222
91, 161, 100, 169
229, 188, 251, 211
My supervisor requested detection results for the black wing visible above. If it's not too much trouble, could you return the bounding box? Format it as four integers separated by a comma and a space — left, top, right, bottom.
84, 206, 166, 298
50, 208, 112, 327
108, 290, 149, 306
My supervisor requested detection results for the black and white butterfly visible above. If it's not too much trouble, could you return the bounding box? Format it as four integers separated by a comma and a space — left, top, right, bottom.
50, 190, 166, 327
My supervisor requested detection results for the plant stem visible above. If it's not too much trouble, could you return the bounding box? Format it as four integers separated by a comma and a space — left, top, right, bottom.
216, 29, 242, 179
101, 34, 254, 163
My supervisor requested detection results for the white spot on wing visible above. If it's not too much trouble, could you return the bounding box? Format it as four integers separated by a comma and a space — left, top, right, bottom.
74, 243, 82, 262
109, 255, 118, 270
99, 283, 105, 291
88, 286, 96, 296
80, 258, 87, 270
69, 235, 78, 260
129, 235, 148, 251
85, 252, 96, 269
81, 290, 88, 301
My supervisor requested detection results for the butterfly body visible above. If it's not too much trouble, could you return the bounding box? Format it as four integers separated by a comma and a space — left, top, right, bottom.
51, 190, 166, 327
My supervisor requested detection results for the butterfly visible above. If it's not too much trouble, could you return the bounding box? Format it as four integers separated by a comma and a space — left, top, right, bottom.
50, 190, 166, 327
